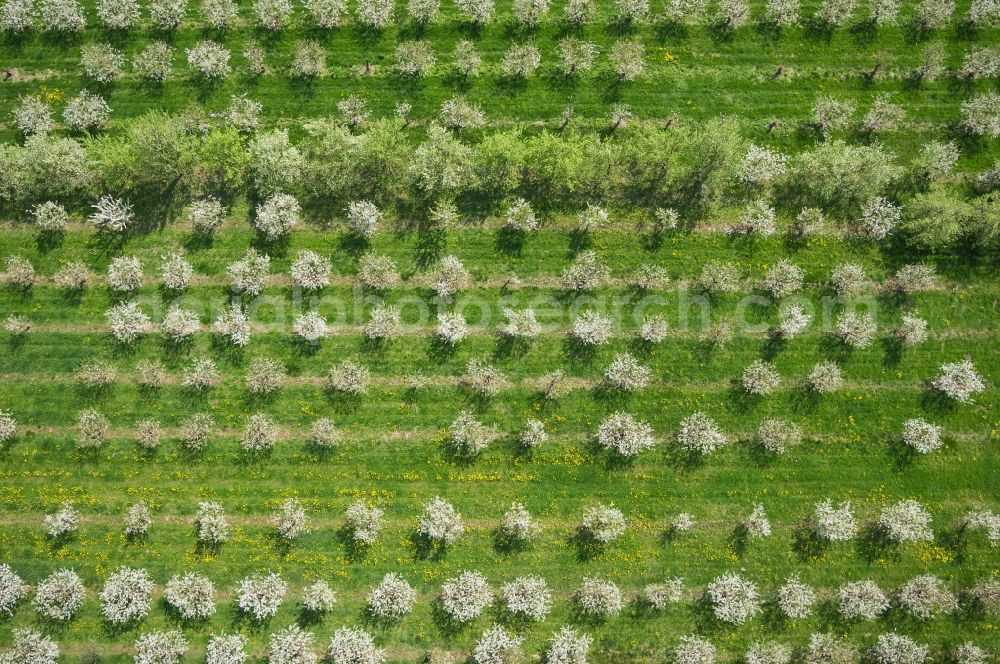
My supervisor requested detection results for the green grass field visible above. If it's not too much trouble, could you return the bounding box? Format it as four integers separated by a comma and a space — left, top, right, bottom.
1, 0, 999, 661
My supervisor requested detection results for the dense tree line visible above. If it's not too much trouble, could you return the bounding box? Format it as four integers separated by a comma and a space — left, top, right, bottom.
1, 112, 999, 251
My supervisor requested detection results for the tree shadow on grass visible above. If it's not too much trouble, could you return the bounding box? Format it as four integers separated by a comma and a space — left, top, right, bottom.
727, 381, 759, 414
123, 529, 149, 549
627, 595, 665, 620
849, 17, 878, 46
492, 602, 536, 631
46, 532, 76, 555
903, 18, 933, 45
638, 226, 666, 253
35, 228, 64, 254
881, 335, 904, 367
159, 335, 194, 362
856, 522, 900, 564
335, 525, 371, 563
726, 524, 749, 559
439, 432, 487, 466
958, 595, 988, 623
286, 73, 320, 100
881, 604, 918, 632
409, 531, 449, 562
791, 521, 830, 562
688, 595, 727, 635
802, 17, 835, 43
428, 335, 460, 362
918, 387, 956, 416
567, 227, 592, 256
296, 605, 328, 628
507, 434, 536, 462
493, 73, 530, 98
59, 285, 86, 309
653, 18, 689, 41
493, 334, 531, 362
761, 331, 787, 360
492, 527, 530, 556
182, 229, 215, 253
562, 336, 598, 365
658, 525, 689, 546
585, 436, 639, 472
431, 598, 468, 638
664, 445, 706, 474
938, 525, 970, 566
209, 335, 246, 365
300, 436, 337, 463
0, 433, 17, 456
737, 438, 779, 469
228, 603, 272, 634
101, 617, 144, 639
84, 224, 125, 257
33, 613, 74, 635
401, 381, 423, 405
789, 383, 821, 413
706, 19, 739, 43
441, 67, 475, 91
753, 19, 783, 41
242, 388, 279, 410
236, 446, 274, 469
414, 227, 447, 269
106, 339, 142, 361
1, 29, 31, 49
567, 601, 614, 627
193, 524, 222, 556
289, 336, 321, 359
761, 601, 790, 632
692, 337, 727, 364
568, 528, 609, 563
6, 331, 28, 354
628, 336, 655, 358
591, 382, 631, 409
544, 67, 583, 93
325, 388, 363, 412
886, 436, 918, 471
338, 231, 369, 258
179, 385, 212, 409
190, 74, 228, 103
161, 597, 212, 631
360, 335, 390, 356
494, 227, 525, 257
265, 531, 295, 559
816, 598, 849, 631
250, 231, 292, 259
817, 333, 853, 364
